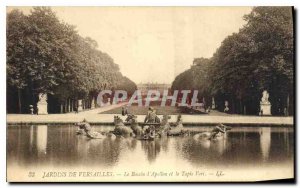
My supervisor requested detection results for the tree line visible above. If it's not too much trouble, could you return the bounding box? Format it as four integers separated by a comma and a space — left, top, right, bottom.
7, 7, 137, 113
171, 7, 294, 115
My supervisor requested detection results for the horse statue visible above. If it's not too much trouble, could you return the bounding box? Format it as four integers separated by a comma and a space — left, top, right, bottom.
167, 114, 185, 136
193, 124, 232, 141
75, 119, 106, 139
156, 115, 172, 137
126, 114, 143, 137
113, 115, 134, 137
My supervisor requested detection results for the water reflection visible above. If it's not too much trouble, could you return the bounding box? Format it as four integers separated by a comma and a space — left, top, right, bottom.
260, 127, 271, 161
67, 132, 123, 167
141, 140, 161, 163
29, 125, 34, 152
7, 125, 294, 170
36, 125, 48, 155
211, 133, 228, 155
178, 136, 230, 167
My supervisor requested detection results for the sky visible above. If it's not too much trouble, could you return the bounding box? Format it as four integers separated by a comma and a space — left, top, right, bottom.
8, 6, 252, 84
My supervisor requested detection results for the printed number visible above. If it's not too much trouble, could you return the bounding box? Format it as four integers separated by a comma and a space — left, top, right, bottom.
28, 172, 35, 177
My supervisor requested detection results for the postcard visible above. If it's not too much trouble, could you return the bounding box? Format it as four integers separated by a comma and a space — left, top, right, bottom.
6, 6, 294, 182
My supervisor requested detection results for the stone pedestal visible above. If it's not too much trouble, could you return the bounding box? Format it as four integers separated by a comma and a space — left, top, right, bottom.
37, 94, 48, 114
78, 100, 83, 111
260, 103, 271, 115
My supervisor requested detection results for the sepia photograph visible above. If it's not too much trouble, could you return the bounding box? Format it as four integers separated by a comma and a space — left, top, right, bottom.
6, 6, 294, 182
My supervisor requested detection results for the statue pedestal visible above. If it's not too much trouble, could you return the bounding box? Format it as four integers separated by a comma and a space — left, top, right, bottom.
37, 94, 48, 114
260, 103, 271, 115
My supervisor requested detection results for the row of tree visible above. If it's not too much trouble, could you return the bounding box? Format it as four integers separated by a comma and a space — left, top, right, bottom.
171, 7, 294, 115
7, 7, 137, 113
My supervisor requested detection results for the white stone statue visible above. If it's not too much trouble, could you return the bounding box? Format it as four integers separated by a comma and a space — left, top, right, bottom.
260, 90, 270, 104
260, 90, 271, 115
37, 93, 48, 114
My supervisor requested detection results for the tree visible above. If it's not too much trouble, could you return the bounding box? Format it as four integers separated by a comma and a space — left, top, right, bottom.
243, 7, 294, 115
210, 7, 293, 115
116, 76, 137, 96
7, 9, 29, 112
7, 7, 136, 113
171, 7, 294, 115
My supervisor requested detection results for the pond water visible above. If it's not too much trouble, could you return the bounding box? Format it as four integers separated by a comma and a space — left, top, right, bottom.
7, 125, 294, 182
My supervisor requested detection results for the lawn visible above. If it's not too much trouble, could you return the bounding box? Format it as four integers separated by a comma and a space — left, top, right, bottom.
99, 105, 182, 115
99, 104, 211, 115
